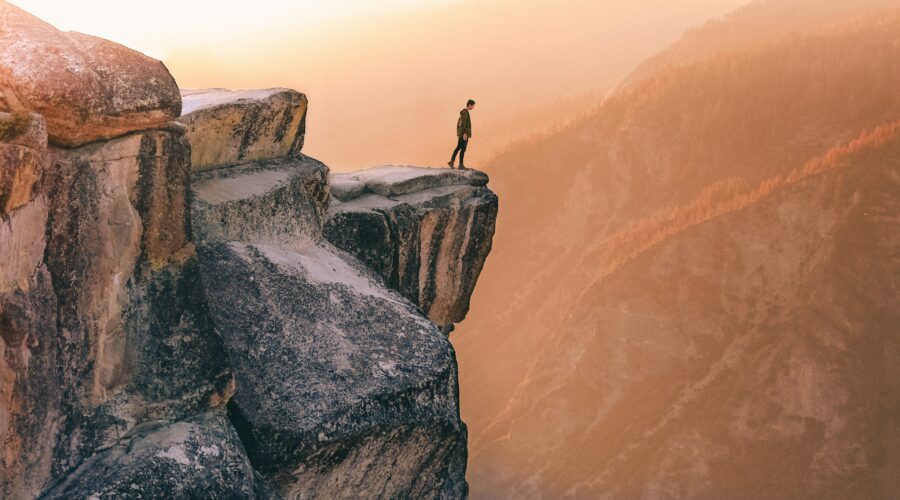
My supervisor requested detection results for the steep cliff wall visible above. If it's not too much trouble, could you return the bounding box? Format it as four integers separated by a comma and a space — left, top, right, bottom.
0, 2, 497, 498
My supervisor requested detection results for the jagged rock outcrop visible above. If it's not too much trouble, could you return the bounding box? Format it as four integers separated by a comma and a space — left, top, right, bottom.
201, 241, 467, 498
180, 88, 307, 172
0, 5, 497, 497
325, 166, 498, 329
0, 1, 181, 146
189, 159, 476, 497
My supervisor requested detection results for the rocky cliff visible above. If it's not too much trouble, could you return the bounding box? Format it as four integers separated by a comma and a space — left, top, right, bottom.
0, 2, 497, 498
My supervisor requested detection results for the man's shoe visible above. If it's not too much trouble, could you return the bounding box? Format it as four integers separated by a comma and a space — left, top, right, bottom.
458, 165, 467, 170
447, 161, 455, 168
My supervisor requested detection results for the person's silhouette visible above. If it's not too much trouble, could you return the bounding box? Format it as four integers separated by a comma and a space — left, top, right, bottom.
449, 99, 475, 169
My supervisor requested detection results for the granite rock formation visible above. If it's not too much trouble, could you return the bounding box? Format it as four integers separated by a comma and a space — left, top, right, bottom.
0, 5, 496, 498
0, 1, 181, 147
325, 166, 498, 330
42, 412, 262, 499
180, 88, 308, 172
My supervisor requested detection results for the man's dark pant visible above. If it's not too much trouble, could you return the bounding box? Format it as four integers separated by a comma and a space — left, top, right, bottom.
451, 136, 468, 165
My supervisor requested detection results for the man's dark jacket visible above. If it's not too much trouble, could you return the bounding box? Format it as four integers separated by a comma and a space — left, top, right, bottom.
457, 108, 472, 138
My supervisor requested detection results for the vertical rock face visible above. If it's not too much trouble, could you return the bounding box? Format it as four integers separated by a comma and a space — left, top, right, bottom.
0, 112, 46, 215
325, 166, 498, 329
0, 5, 497, 497
0, 127, 232, 498
179, 88, 308, 172
0, 1, 182, 147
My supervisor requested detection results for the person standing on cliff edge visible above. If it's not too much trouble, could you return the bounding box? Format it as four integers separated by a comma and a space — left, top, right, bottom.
448, 99, 475, 169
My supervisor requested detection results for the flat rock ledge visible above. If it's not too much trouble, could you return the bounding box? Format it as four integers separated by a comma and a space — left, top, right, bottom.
325, 166, 498, 329
330, 165, 489, 201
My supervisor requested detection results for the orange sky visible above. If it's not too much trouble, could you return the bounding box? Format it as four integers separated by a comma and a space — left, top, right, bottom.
10, 0, 750, 169
10, 0, 461, 59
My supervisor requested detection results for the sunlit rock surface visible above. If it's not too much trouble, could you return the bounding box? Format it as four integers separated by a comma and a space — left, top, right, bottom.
325, 166, 498, 329
179, 88, 308, 172
190, 155, 329, 246
0, 2, 181, 146
0, 126, 233, 498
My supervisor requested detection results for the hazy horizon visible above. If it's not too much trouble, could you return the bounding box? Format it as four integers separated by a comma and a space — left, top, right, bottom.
4, 0, 900, 497
10, 0, 750, 170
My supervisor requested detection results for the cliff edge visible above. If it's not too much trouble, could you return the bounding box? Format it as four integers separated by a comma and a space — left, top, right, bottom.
0, 2, 497, 498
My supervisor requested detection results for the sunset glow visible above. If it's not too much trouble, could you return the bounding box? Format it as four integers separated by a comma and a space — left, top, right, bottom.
9, 0, 461, 58
4, 0, 898, 497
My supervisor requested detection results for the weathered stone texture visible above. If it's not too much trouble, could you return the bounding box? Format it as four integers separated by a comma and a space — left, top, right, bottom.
325, 167, 498, 328
190, 155, 329, 247
180, 88, 308, 172
199, 240, 467, 498
42, 412, 261, 499
0, 129, 232, 498
0, 2, 181, 146
0, 112, 46, 215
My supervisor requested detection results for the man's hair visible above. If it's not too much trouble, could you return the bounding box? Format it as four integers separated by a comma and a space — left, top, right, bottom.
467, 99, 476, 107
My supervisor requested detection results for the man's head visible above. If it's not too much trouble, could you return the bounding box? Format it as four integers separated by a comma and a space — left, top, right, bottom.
467, 99, 476, 110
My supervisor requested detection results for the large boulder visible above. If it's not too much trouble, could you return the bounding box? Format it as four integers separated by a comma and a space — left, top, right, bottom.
180, 88, 308, 172
325, 166, 498, 329
42, 412, 263, 499
0, 2, 181, 147
199, 240, 467, 498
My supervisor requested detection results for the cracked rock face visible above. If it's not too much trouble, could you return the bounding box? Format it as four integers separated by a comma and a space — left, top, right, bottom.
200, 241, 467, 498
325, 166, 498, 329
190, 155, 329, 246
179, 88, 308, 172
188, 158, 478, 497
0, 128, 232, 498
0, 2, 181, 147
42, 412, 262, 499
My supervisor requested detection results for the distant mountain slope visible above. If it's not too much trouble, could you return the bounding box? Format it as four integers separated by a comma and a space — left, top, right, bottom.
477, 125, 900, 498
454, 5, 900, 498
624, 0, 900, 87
